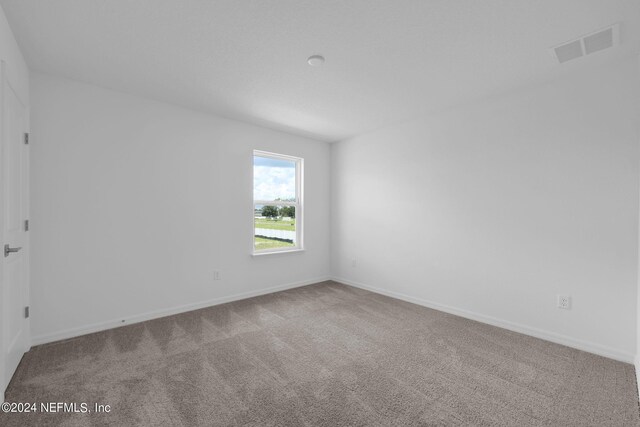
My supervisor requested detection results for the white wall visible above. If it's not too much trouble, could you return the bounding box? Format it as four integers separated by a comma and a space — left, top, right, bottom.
30, 73, 331, 344
332, 57, 640, 362
636, 54, 640, 391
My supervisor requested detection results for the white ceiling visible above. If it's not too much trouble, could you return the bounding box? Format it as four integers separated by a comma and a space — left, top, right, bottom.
1, 1, 639, 142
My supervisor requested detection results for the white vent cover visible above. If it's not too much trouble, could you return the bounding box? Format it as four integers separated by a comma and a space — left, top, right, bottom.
551, 23, 620, 64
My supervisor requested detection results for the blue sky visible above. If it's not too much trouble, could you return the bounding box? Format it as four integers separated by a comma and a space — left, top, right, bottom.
253, 155, 296, 201
253, 156, 295, 169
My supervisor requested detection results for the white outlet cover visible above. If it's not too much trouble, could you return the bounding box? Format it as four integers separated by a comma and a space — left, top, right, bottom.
557, 295, 571, 309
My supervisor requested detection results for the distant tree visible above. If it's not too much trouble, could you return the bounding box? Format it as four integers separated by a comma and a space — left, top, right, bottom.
280, 206, 295, 219
261, 205, 278, 219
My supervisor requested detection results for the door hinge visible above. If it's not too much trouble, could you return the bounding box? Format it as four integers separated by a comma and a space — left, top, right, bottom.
24, 219, 29, 231
24, 133, 29, 145
24, 306, 29, 319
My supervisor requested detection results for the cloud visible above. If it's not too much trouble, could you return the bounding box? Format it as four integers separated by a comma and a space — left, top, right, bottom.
254, 156, 295, 169
253, 165, 296, 201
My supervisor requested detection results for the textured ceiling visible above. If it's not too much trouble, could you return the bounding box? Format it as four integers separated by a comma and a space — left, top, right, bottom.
1, 0, 639, 142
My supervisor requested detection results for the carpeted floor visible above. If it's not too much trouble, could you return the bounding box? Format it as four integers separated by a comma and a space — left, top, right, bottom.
1, 281, 638, 426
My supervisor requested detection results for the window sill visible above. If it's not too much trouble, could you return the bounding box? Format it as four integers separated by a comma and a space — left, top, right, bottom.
252, 248, 305, 257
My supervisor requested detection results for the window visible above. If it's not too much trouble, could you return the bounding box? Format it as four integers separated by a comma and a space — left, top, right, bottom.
253, 150, 303, 254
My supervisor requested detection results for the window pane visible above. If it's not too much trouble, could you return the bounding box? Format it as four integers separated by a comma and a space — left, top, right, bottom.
253, 155, 296, 202
254, 204, 296, 251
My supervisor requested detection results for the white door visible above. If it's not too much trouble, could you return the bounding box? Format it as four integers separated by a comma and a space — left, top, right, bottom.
1, 60, 29, 393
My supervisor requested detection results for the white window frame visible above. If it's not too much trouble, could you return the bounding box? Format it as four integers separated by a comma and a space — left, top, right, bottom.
252, 150, 304, 255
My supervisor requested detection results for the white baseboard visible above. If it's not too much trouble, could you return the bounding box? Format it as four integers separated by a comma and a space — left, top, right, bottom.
635, 356, 640, 403
333, 276, 635, 364
31, 276, 330, 347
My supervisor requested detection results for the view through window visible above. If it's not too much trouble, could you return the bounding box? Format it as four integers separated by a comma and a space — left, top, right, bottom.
253, 151, 303, 253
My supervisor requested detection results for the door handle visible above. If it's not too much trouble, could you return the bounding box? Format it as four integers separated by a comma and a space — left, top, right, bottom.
4, 244, 22, 257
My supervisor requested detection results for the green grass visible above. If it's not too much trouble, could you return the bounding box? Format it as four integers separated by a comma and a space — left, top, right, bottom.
254, 236, 295, 250
254, 218, 295, 231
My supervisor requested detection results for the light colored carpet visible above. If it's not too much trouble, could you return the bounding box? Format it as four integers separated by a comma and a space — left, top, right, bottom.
1, 280, 638, 426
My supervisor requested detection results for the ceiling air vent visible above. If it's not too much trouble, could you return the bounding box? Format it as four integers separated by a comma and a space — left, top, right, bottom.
551, 23, 620, 64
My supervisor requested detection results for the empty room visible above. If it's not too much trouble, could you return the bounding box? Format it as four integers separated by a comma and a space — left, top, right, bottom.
1, 1, 640, 426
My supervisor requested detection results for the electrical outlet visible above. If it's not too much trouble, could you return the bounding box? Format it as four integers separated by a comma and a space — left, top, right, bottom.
557, 295, 571, 310
213, 270, 220, 281
351, 258, 357, 268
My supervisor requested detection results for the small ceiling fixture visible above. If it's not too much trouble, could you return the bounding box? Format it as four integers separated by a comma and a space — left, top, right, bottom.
550, 23, 620, 64
307, 55, 325, 66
